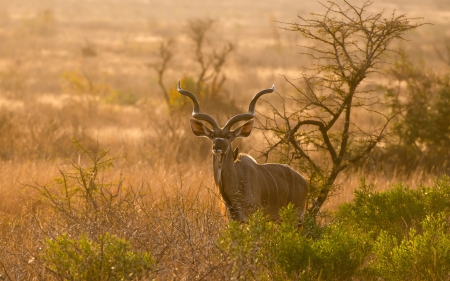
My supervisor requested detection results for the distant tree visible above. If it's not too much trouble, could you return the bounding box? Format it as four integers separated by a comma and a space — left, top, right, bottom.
259, 0, 423, 215
146, 19, 237, 164
187, 18, 233, 97
385, 47, 450, 168
150, 38, 175, 105
149, 18, 233, 111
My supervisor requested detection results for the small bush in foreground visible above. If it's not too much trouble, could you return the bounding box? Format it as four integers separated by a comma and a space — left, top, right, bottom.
337, 177, 450, 240
8, 140, 226, 280
42, 232, 154, 281
368, 212, 450, 281
219, 205, 369, 280
220, 177, 450, 280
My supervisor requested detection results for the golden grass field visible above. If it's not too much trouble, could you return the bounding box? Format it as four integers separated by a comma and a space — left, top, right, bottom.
0, 0, 449, 278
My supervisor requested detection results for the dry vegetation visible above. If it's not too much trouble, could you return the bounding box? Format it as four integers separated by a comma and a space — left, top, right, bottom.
0, 0, 449, 279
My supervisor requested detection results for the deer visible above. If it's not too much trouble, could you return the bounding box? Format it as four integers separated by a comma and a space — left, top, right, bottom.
178, 81, 308, 222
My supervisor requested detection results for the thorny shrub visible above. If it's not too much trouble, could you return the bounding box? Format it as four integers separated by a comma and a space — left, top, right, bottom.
0, 140, 229, 280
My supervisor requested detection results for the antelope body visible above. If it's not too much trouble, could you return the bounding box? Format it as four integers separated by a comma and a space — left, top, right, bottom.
178, 82, 308, 222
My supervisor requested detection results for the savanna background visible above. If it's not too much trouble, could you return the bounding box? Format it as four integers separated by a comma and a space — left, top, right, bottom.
1, 0, 450, 280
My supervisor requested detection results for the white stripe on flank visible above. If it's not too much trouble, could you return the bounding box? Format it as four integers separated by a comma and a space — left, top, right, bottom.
262, 165, 279, 204
256, 166, 270, 197
289, 168, 296, 202
276, 165, 288, 201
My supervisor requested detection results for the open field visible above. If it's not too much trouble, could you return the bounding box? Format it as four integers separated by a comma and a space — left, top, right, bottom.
0, 0, 450, 279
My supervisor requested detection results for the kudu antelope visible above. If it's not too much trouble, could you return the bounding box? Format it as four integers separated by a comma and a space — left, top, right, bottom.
178, 81, 308, 222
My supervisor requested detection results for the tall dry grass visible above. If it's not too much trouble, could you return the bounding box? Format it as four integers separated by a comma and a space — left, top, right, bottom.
0, 149, 230, 279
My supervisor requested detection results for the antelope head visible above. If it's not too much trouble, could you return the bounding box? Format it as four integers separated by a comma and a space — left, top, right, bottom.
177, 81, 274, 182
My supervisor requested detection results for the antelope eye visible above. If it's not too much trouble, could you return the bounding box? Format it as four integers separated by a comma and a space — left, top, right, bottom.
226, 135, 231, 139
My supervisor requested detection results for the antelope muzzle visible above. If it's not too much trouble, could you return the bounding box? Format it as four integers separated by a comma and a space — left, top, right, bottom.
212, 138, 229, 156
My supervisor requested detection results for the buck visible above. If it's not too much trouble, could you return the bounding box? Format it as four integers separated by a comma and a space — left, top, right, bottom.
178, 81, 308, 222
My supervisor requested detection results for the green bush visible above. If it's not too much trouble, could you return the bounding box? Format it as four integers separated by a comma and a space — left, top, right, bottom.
42, 232, 155, 280
336, 177, 450, 240
220, 177, 450, 280
219, 205, 369, 280
337, 179, 425, 240
421, 176, 450, 214
336, 176, 450, 279
309, 222, 371, 280
368, 213, 450, 281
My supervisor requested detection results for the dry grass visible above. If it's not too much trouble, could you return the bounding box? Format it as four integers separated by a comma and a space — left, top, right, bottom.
0, 159, 230, 279
0, 0, 449, 279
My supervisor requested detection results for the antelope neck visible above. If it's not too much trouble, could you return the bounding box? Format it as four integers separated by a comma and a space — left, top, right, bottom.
213, 145, 233, 186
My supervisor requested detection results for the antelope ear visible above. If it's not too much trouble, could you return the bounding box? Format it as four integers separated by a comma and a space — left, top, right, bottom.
190, 119, 213, 138
232, 120, 254, 138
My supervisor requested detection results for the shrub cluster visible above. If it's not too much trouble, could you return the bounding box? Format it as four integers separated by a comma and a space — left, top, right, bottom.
23, 140, 156, 280
220, 206, 370, 280
0, 141, 227, 280
42, 233, 154, 280
220, 177, 450, 280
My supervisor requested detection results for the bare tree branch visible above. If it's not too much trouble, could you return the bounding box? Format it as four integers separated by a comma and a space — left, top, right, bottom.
149, 39, 175, 105
261, 0, 424, 215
